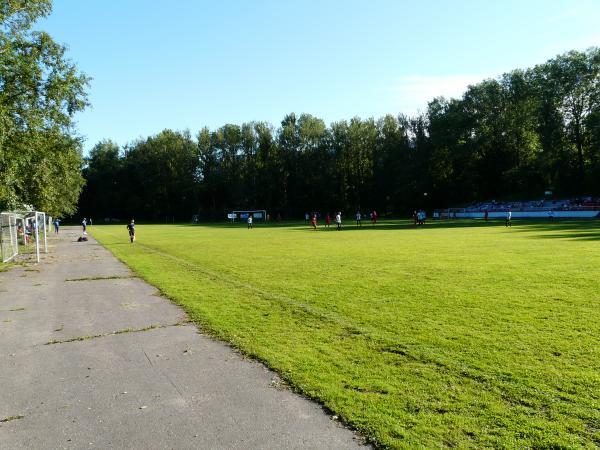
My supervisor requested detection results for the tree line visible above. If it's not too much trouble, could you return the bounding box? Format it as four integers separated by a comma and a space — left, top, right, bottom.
80, 47, 600, 221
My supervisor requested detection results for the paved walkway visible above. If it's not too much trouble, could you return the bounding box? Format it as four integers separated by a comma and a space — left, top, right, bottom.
0, 227, 366, 449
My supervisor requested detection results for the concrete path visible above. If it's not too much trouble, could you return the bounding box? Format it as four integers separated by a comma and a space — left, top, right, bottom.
0, 227, 366, 449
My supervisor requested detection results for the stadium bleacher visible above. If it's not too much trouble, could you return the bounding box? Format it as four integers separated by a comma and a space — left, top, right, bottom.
434, 197, 600, 219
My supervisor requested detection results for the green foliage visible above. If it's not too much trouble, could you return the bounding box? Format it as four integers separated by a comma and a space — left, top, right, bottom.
0, 0, 51, 32
79, 130, 199, 220
0, 0, 89, 216
92, 221, 600, 448
80, 140, 121, 218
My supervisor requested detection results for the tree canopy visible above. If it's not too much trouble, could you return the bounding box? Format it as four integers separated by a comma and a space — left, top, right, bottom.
0, 0, 89, 216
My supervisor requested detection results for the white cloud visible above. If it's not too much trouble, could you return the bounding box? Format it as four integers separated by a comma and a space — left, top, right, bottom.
382, 74, 491, 115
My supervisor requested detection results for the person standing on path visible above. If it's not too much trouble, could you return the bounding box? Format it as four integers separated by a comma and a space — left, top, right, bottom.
335, 212, 342, 230
82, 218, 87, 233
127, 219, 136, 242
53, 218, 60, 234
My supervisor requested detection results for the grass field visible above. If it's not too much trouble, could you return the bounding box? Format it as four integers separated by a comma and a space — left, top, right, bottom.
91, 219, 600, 449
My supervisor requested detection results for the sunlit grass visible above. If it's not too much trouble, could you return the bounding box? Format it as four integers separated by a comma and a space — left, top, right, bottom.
92, 219, 600, 449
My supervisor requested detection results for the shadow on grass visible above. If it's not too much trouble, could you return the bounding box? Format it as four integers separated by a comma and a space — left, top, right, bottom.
509, 220, 600, 241
285, 219, 600, 237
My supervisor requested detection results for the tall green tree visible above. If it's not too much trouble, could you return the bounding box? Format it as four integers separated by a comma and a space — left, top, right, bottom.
79, 140, 122, 220
253, 122, 279, 212
586, 107, 600, 192
122, 130, 198, 220
211, 124, 243, 211
531, 49, 600, 193
294, 114, 328, 211
499, 70, 543, 195
0, 0, 89, 215
240, 122, 258, 208
197, 126, 221, 217
374, 114, 411, 213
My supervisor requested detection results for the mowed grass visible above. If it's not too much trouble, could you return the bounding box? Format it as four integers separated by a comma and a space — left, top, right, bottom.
92, 220, 600, 449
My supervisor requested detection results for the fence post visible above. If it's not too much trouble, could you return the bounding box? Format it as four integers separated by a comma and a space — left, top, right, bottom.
43, 213, 47, 253
35, 213, 40, 263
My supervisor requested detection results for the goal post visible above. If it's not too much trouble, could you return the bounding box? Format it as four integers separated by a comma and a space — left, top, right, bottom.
33, 211, 47, 263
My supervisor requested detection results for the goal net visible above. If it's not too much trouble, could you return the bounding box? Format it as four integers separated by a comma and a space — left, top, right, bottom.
0, 212, 18, 263
15, 211, 48, 263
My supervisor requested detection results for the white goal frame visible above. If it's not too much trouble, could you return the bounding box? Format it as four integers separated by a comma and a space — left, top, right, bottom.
20, 211, 48, 263
33, 211, 48, 263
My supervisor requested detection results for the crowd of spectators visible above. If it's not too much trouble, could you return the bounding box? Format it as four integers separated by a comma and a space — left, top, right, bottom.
454, 197, 600, 213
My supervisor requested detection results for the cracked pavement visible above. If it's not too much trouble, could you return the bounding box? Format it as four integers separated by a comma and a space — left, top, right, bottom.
0, 227, 367, 449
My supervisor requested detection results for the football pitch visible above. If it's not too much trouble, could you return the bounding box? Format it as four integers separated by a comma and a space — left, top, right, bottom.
91, 220, 600, 449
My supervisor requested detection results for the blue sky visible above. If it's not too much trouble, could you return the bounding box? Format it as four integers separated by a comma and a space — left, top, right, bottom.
39, 0, 600, 152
